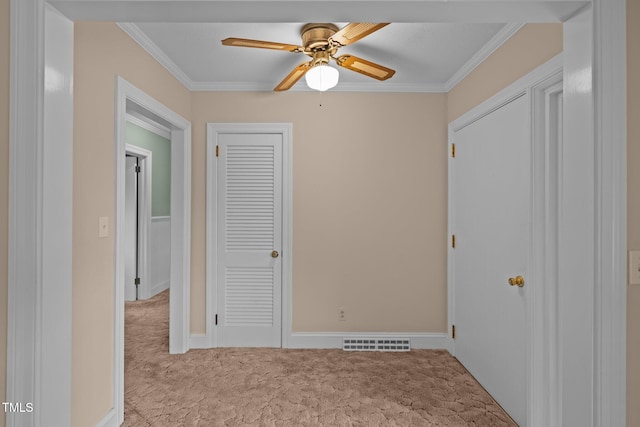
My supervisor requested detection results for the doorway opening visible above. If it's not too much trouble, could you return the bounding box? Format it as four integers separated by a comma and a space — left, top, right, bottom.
125, 112, 174, 302
115, 77, 192, 425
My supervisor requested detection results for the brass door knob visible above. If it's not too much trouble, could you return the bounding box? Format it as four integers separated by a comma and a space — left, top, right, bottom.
508, 275, 525, 287
271, 250, 279, 258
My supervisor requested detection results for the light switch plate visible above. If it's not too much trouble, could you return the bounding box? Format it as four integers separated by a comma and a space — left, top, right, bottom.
99, 216, 109, 238
629, 250, 640, 285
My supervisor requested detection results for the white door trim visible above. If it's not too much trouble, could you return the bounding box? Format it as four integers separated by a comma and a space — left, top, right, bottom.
126, 112, 171, 140
9, 1, 626, 426
591, 2, 628, 425
448, 54, 563, 427
125, 145, 152, 300
529, 78, 564, 427
7, 4, 73, 426
205, 123, 293, 349
115, 77, 192, 426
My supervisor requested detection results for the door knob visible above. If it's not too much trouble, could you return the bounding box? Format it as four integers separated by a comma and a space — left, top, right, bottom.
508, 275, 525, 287
271, 250, 279, 258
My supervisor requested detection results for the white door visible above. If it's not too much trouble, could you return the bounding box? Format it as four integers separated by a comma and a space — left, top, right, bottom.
452, 94, 529, 425
124, 155, 139, 301
215, 132, 283, 347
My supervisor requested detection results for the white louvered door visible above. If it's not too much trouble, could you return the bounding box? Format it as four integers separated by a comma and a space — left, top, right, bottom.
216, 132, 283, 347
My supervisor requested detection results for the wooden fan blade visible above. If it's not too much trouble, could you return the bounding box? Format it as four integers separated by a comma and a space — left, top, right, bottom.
274, 62, 312, 91
335, 55, 395, 81
221, 37, 303, 52
329, 23, 389, 47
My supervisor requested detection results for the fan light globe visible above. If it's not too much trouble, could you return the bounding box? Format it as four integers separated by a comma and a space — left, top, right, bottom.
305, 64, 339, 91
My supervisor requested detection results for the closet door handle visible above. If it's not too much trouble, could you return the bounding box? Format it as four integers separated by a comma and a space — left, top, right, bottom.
508, 276, 525, 287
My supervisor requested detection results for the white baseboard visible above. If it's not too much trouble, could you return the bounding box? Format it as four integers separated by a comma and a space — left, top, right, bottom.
189, 333, 210, 349
95, 408, 117, 427
287, 332, 450, 350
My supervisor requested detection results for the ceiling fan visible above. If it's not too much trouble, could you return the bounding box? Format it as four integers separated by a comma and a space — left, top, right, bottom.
221, 23, 396, 91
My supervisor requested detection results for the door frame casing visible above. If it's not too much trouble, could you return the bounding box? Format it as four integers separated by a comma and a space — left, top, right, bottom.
7, 4, 74, 426
448, 54, 563, 427
124, 144, 152, 301
530, 78, 564, 427
204, 123, 293, 349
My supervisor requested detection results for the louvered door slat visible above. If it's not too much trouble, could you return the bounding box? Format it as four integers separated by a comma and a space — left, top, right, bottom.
225, 267, 274, 326
225, 143, 275, 251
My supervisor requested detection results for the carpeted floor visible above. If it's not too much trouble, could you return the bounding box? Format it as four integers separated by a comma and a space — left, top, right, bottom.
124, 290, 517, 426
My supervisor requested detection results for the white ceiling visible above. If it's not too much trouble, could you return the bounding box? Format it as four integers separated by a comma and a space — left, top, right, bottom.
120, 22, 521, 92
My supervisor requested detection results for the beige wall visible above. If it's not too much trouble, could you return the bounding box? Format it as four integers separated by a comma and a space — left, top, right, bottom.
447, 24, 563, 123
191, 92, 448, 333
73, 22, 191, 427
628, 0, 640, 425
0, 0, 9, 425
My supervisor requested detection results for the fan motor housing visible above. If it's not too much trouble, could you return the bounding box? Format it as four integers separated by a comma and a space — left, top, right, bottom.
301, 23, 339, 50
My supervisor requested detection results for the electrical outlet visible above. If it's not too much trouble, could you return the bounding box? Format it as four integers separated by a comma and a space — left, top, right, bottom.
338, 308, 346, 322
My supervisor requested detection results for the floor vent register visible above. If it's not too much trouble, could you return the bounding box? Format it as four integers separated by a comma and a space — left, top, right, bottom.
343, 338, 411, 352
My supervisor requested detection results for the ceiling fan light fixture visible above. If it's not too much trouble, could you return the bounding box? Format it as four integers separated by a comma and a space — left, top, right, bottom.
222, 23, 394, 91
305, 63, 339, 91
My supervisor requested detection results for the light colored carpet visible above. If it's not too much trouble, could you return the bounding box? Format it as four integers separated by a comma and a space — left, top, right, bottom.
124, 290, 517, 426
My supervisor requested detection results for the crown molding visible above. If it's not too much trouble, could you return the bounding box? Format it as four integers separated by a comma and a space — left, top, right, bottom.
189, 81, 275, 92
302, 82, 448, 93
444, 23, 525, 92
117, 23, 194, 90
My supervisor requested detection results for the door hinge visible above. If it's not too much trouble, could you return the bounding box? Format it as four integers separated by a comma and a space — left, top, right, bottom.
451, 143, 456, 158
134, 165, 141, 173
452, 324, 456, 339
451, 234, 456, 249
216, 145, 220, 157
134, 277, 140, 286
215, 314, 218, 326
